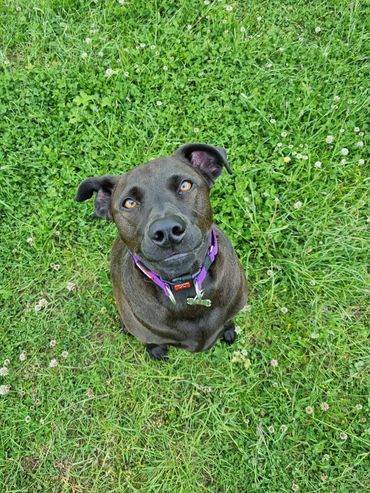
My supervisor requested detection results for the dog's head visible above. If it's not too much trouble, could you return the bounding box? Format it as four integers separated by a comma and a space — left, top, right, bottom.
76, 143, 232, 279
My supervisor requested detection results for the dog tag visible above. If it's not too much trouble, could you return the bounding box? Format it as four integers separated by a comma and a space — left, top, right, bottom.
187, 288, 212, 308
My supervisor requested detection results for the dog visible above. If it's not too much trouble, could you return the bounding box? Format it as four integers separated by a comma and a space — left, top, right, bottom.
76, 143, 247, 359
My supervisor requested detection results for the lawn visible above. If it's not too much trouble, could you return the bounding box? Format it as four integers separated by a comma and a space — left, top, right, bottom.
0, 0, 369, 491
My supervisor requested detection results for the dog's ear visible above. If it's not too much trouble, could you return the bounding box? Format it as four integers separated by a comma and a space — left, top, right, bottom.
174, 143, 233, 186
75, 175, 119, 220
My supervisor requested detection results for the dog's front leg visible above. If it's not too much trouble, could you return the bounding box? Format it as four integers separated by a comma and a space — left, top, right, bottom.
146, 344, 168, 360
221, 320, 236, 345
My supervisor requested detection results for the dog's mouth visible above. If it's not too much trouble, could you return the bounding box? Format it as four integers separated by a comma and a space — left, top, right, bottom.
139, 241, 207, 279
162, 251, 191, 264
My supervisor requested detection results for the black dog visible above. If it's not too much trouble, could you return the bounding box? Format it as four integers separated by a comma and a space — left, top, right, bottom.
76, 143, 247, 359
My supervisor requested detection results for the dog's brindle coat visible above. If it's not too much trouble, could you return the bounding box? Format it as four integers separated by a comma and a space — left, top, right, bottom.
76, 143, 247, 359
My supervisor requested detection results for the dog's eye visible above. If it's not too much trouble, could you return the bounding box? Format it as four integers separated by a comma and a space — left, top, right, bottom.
179, 180, 193, 193
123, 199, 138, 209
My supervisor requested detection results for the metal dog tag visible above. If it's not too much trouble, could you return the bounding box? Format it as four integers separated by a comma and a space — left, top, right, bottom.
187, 288, 212, 308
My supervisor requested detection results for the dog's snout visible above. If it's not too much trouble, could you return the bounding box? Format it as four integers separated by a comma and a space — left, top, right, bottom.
149, 217, 186, 246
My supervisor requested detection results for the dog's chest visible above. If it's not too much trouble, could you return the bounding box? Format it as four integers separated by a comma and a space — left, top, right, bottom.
166, 306, 224, 352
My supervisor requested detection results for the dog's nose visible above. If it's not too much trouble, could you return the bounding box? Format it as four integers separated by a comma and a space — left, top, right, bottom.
149, 217, 186, 246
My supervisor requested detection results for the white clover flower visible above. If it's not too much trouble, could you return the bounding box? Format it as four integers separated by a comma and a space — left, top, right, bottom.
323, 454, 330, 461
139, 43, 146, 48
61, 351, 69, 359
280, 424, 288, 432
356, 141, 364, 148
25, 415, 31, 423
257, 16, 262, 21
150, 45, 156, 50
339, 432, 348, 441
355, 404, 363, 411
118, 0, 125, 4
320, 402, 329, 412
19, 352, 27, 362
156, 100, 162, 106
50, 263, 61, 271
97, 51, 104, 57
296, 153, 302, 159
314, 161, 322, 168
204, 0, 210, 4
0, 367, 9, 377
26, 237, 34, 245
81, 52, 88, 59
265, 62, 272, 68
85, 37, 92, 44
302, 155, 308, 160
280, 307, 288, 314
292, 483, 299, 492
270, 359, 278, 367
281, 131, 288, 137
35, 298, 48, 312
267, 269, 273, 276
326, 135, 334, 144
270, 118, 276, 124
340, 147, 349, 156
66, 282, 76, 292
340, 159, 347, 165
133, 63, 139, 69
354, 127, 360, 133
268, 426, 275, 433
124, 71, 129, 77
240, 26, 246, 33
226, 5, 233, 12
105, 68, 114, 77
315, 26, 321, 33
305, 406, 314, 415
283, 156, 291, 163
231, 351, 243, 363
163, 65, 168, 71
333, 95, 340, 102
194, 127, 200, 133
0, 384, 10, 396
234, 325, 242, 335
294, 201, 303, 209
276, 142, 282, 147
358, 159, 364, 165
49, 359, 58, 368
49, 340, 57, 348
187, 24, 192, 30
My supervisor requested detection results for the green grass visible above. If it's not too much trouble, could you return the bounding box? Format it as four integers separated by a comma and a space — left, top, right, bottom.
0, 0, 369, 491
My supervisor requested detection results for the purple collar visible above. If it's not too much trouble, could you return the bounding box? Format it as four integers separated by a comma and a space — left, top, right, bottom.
130, 227, 218, 307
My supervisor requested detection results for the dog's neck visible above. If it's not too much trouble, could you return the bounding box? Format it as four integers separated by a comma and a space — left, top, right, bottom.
130, 227, 218, 307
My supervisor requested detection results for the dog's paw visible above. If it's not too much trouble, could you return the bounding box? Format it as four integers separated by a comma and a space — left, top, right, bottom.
221, 326, 236, 345
146, 344, 168, 360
